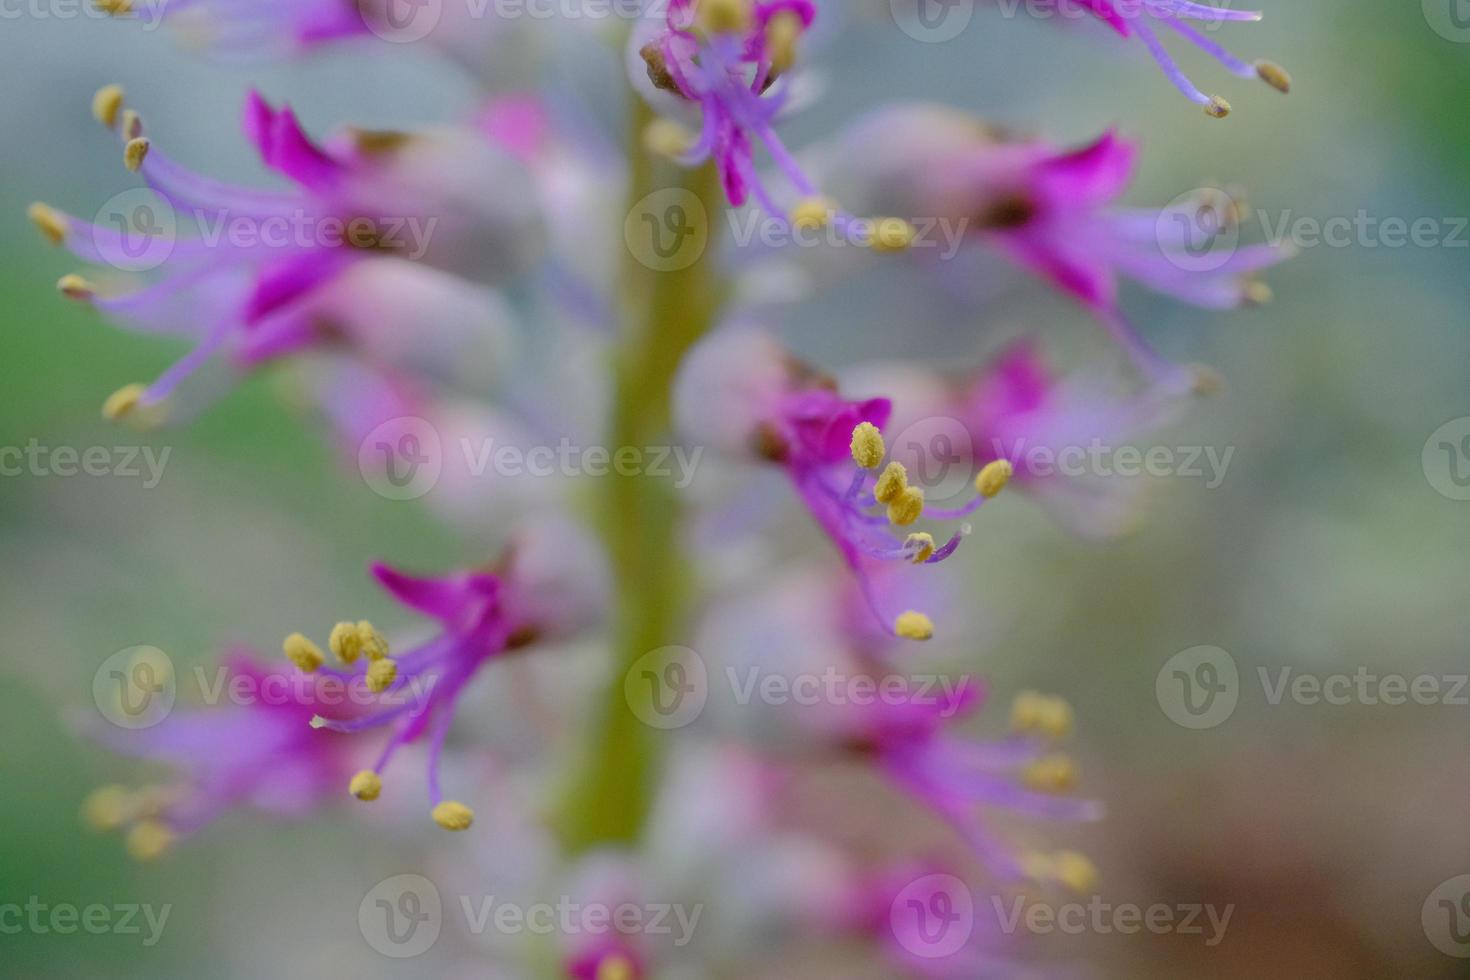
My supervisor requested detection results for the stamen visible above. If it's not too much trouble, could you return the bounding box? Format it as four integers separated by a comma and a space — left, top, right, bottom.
976, 459, 1014, 499
94, 0, 133, 14
329, 621, 364, 663
1021, 755, 1079, 793
124, 137, 151, 173
1242, 279, 1273, 305
874, 461, 908, 504
870, 217, 917, 253
887, 485, 925, 526
283, 632, 325, 673
366, 658, 397, 693
101, 383, 161, 425
124, 820, 174, 862
905, 532, 936, 563
790, 197, 834, 232
850, 421, 886, 469
1011, 691, 1074, 740
766, 9, 803, 74
696, 0, 753, 36
349, 770, 382, 801
81, 785, 133, 830
27, 203, 67, 245
357, 621, 390, 661
92, 84, 125, 128
894, 610, 934, 641
1255, 60, 1291, 93
431, 800, 474, 831
643, 118, 695, 159
1204, 96, 1232, 119
57, 274, 95, 301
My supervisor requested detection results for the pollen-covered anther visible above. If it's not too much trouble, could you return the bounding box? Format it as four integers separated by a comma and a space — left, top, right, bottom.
905, 531, 936, 564
696, 0, 753, 35
329, 621, 364, 663
1242, 279, 1274, 306
887, 485, 925, 526
1022, 755, 1079, 793
121, 109, 143, 140
357, 621, 389, 661
894, 610, 934, 641
81, 785, 133, 831
1011, 691, 1074, 740
124, 137, 151, 173
850, 421, 886, 469
976, 459, 1014, 499
28, 203, 66, 245
366, 657, 397, 693
870, 216, 917, 253
124, 820, 174, 862
58, 273, 95, 301
1051, 850, 1099, 894
766, 8, 804, 74
643, 118, 695, 159
349, 770, 382, 801
94, 0, 133, 14
101, 383, 167, 428
597, 955, 636, 980
1204, 96, 1232, 119
432, 800, 475, 831
1255, 60, 1291, 94
873, 461, 908, 505
790, 197, 834, 232
92, 84, 125, 128
282, 632, 325, 673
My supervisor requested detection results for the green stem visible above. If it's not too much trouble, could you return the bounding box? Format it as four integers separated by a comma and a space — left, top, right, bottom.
554, 99, 725, 852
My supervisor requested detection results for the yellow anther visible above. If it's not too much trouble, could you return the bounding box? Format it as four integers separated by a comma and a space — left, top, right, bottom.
643, 118, 694, 159
873, 461, 908, 505
366, 657, 397, 693
976, 458, 1014, 499
432, 800, 475, 831
92, 84, 125, 128
790, 196, 834, 232
124, 820, 174, 862
850, 421, 885, 469
1022, 755, 1079, 793
894, 610, 934, 641
766, 8, 803, 73
887, 485, 925, 526
1011, 691, 1073, 740
121, 109, 143, 140
309, 715, 328, 729
356, 621, 389, 661
696, 0, 752, 35
1188, 364, 1225, 397
905, 531, 936, 564
58, 273, 95, 301
95, 0, 133, 13
124, 137, 150, 173
1242, 279, 1274, 306
870, 217, 917, 253
28, 203, 66, 245
1204, 96, 1232, 119
329, 621, 364, 663
282, 632, 325, 673
1255, 60, 1291, 93
597, 955, 634, 980
81, 785, 133, 831
349, 770, 382, 801
101, 384, 146, 420
1051, 851, 1099, 894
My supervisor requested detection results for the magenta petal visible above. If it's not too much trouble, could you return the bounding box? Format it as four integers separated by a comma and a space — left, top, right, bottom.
1036, 130, 1137, 210
370, 563, 501, 628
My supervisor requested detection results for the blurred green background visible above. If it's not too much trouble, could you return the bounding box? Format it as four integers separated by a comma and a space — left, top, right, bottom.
2, 0, 1470, 976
